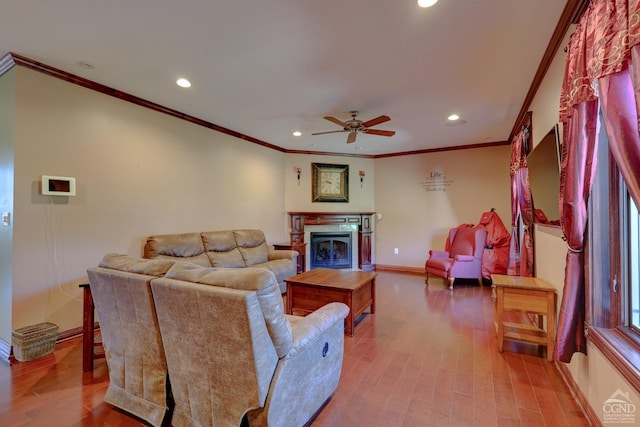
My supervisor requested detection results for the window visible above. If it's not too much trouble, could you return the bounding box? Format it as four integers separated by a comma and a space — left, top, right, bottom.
587, 112, 640, 391
625, 188, 640, 331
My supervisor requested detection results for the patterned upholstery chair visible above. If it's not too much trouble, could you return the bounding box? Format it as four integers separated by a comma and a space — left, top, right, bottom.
425, 225, 488, 289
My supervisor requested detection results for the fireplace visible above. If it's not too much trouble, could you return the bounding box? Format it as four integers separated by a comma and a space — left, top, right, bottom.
310, 232, 352, 270
287, 212, 375, 272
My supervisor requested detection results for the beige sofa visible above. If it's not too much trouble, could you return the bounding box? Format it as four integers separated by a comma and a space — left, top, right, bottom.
88, 253, 349, 427
143, 229, 297, 294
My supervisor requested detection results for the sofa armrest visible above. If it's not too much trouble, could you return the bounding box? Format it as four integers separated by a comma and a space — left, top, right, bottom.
429, 250, 450, 258
453, 254, 476, 262
269, 249, 298, 261
247, 302, 349, 427
286, 302, 349, 358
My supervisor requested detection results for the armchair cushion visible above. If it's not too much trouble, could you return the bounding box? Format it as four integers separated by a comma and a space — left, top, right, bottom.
448, 226, 476, 255
454, 254, 476, 262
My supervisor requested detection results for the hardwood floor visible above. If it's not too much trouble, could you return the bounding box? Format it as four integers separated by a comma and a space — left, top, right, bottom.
0, 272, 588, 426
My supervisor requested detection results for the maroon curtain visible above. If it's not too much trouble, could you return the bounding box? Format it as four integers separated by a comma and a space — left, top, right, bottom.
556, 0, 640, 362
507, 127, 534, 277
554, 100, 599, 362
599, 53, 640, 210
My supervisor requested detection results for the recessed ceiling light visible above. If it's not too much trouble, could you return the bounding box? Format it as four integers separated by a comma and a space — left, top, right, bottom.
77, 61, 95, 70
448, 114, 460, 121
418, 0, 438, 8
176, 78, 191, 88
292, 131, 302, 137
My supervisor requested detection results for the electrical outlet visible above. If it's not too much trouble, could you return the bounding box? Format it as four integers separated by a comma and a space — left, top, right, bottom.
394, 247, 399, 255
1, 212, 10, 226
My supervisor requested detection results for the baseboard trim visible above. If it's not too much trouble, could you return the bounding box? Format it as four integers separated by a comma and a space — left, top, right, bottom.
57, 325, 85, 342
554, 361, 600, 426
374, 264, 425, 275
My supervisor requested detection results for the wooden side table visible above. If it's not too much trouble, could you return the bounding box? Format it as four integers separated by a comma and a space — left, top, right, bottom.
491, 274, 557, 361
273, 242, 306, 273
79, 284, 104, 372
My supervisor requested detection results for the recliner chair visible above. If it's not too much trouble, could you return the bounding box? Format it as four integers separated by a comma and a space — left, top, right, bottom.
150, 262, 349, 427
87, 254, 176, 427
425, 225, 488, 289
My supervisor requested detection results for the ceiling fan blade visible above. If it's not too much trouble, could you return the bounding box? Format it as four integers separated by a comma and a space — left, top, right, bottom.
324, 116, 348, 127
365, 129, 396, 137
361, 115, 391, 128
311, 130, 348, 135
347, 132, 357, 144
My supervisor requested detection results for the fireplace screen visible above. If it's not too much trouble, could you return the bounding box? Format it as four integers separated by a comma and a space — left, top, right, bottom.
310, 232, 352, 269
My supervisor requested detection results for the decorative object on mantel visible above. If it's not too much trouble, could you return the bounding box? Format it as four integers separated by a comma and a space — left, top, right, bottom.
359, 170, 365, 187
312, 163, 349, 202
294, 166, 302, 185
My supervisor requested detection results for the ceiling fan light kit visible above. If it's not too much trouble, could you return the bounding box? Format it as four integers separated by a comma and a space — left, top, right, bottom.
311, 110, 396, 144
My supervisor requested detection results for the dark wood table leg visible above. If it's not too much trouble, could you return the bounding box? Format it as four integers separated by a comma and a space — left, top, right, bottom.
80, 284, 94, 372
370, 277, 376, 314
346, 293, 354, 337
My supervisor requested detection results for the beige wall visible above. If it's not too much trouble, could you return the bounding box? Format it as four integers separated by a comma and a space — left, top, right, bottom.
530, 26, 640, 424
284, 154, 375, 215
0, 68, 15, 344
374, 146, 511, 268
10, 66, 288, 333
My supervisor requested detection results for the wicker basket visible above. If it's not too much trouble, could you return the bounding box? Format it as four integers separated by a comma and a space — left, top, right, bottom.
12, 322, 59, 362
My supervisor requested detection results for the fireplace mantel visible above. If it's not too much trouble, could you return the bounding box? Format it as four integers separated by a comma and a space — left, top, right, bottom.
287, 212, 375, 272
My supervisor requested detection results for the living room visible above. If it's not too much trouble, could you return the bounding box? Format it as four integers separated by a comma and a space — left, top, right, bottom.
1, 0, 640, 425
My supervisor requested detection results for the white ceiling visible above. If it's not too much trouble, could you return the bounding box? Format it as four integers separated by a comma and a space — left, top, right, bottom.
0, 0, 568, 156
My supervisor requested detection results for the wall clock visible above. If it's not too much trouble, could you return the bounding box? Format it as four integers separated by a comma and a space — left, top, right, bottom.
312, 163, 349, 202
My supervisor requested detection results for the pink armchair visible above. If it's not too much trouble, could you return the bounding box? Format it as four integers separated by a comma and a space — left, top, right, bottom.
425, 226, 488, 289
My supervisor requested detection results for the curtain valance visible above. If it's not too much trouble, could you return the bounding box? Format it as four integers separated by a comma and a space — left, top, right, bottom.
560, 0, 640, 120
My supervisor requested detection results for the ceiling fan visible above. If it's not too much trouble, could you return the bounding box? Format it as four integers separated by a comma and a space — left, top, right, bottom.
311, 110, 396, 144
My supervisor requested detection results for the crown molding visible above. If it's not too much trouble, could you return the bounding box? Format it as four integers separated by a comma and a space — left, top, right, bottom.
0, 52, 16, 76
4, 52, 527, 159
7, 52, 287, 154
508, 0, 588, 142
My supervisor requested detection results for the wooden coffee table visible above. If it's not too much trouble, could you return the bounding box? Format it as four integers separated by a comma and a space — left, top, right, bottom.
285, 268, 377, 336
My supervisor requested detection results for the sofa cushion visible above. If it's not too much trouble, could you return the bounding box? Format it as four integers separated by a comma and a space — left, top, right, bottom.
144, 232, 210, 267
165, 262, 292, 357
233, 229, 269, 266
99, 253, 175, 276
202, 231, 246, 268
